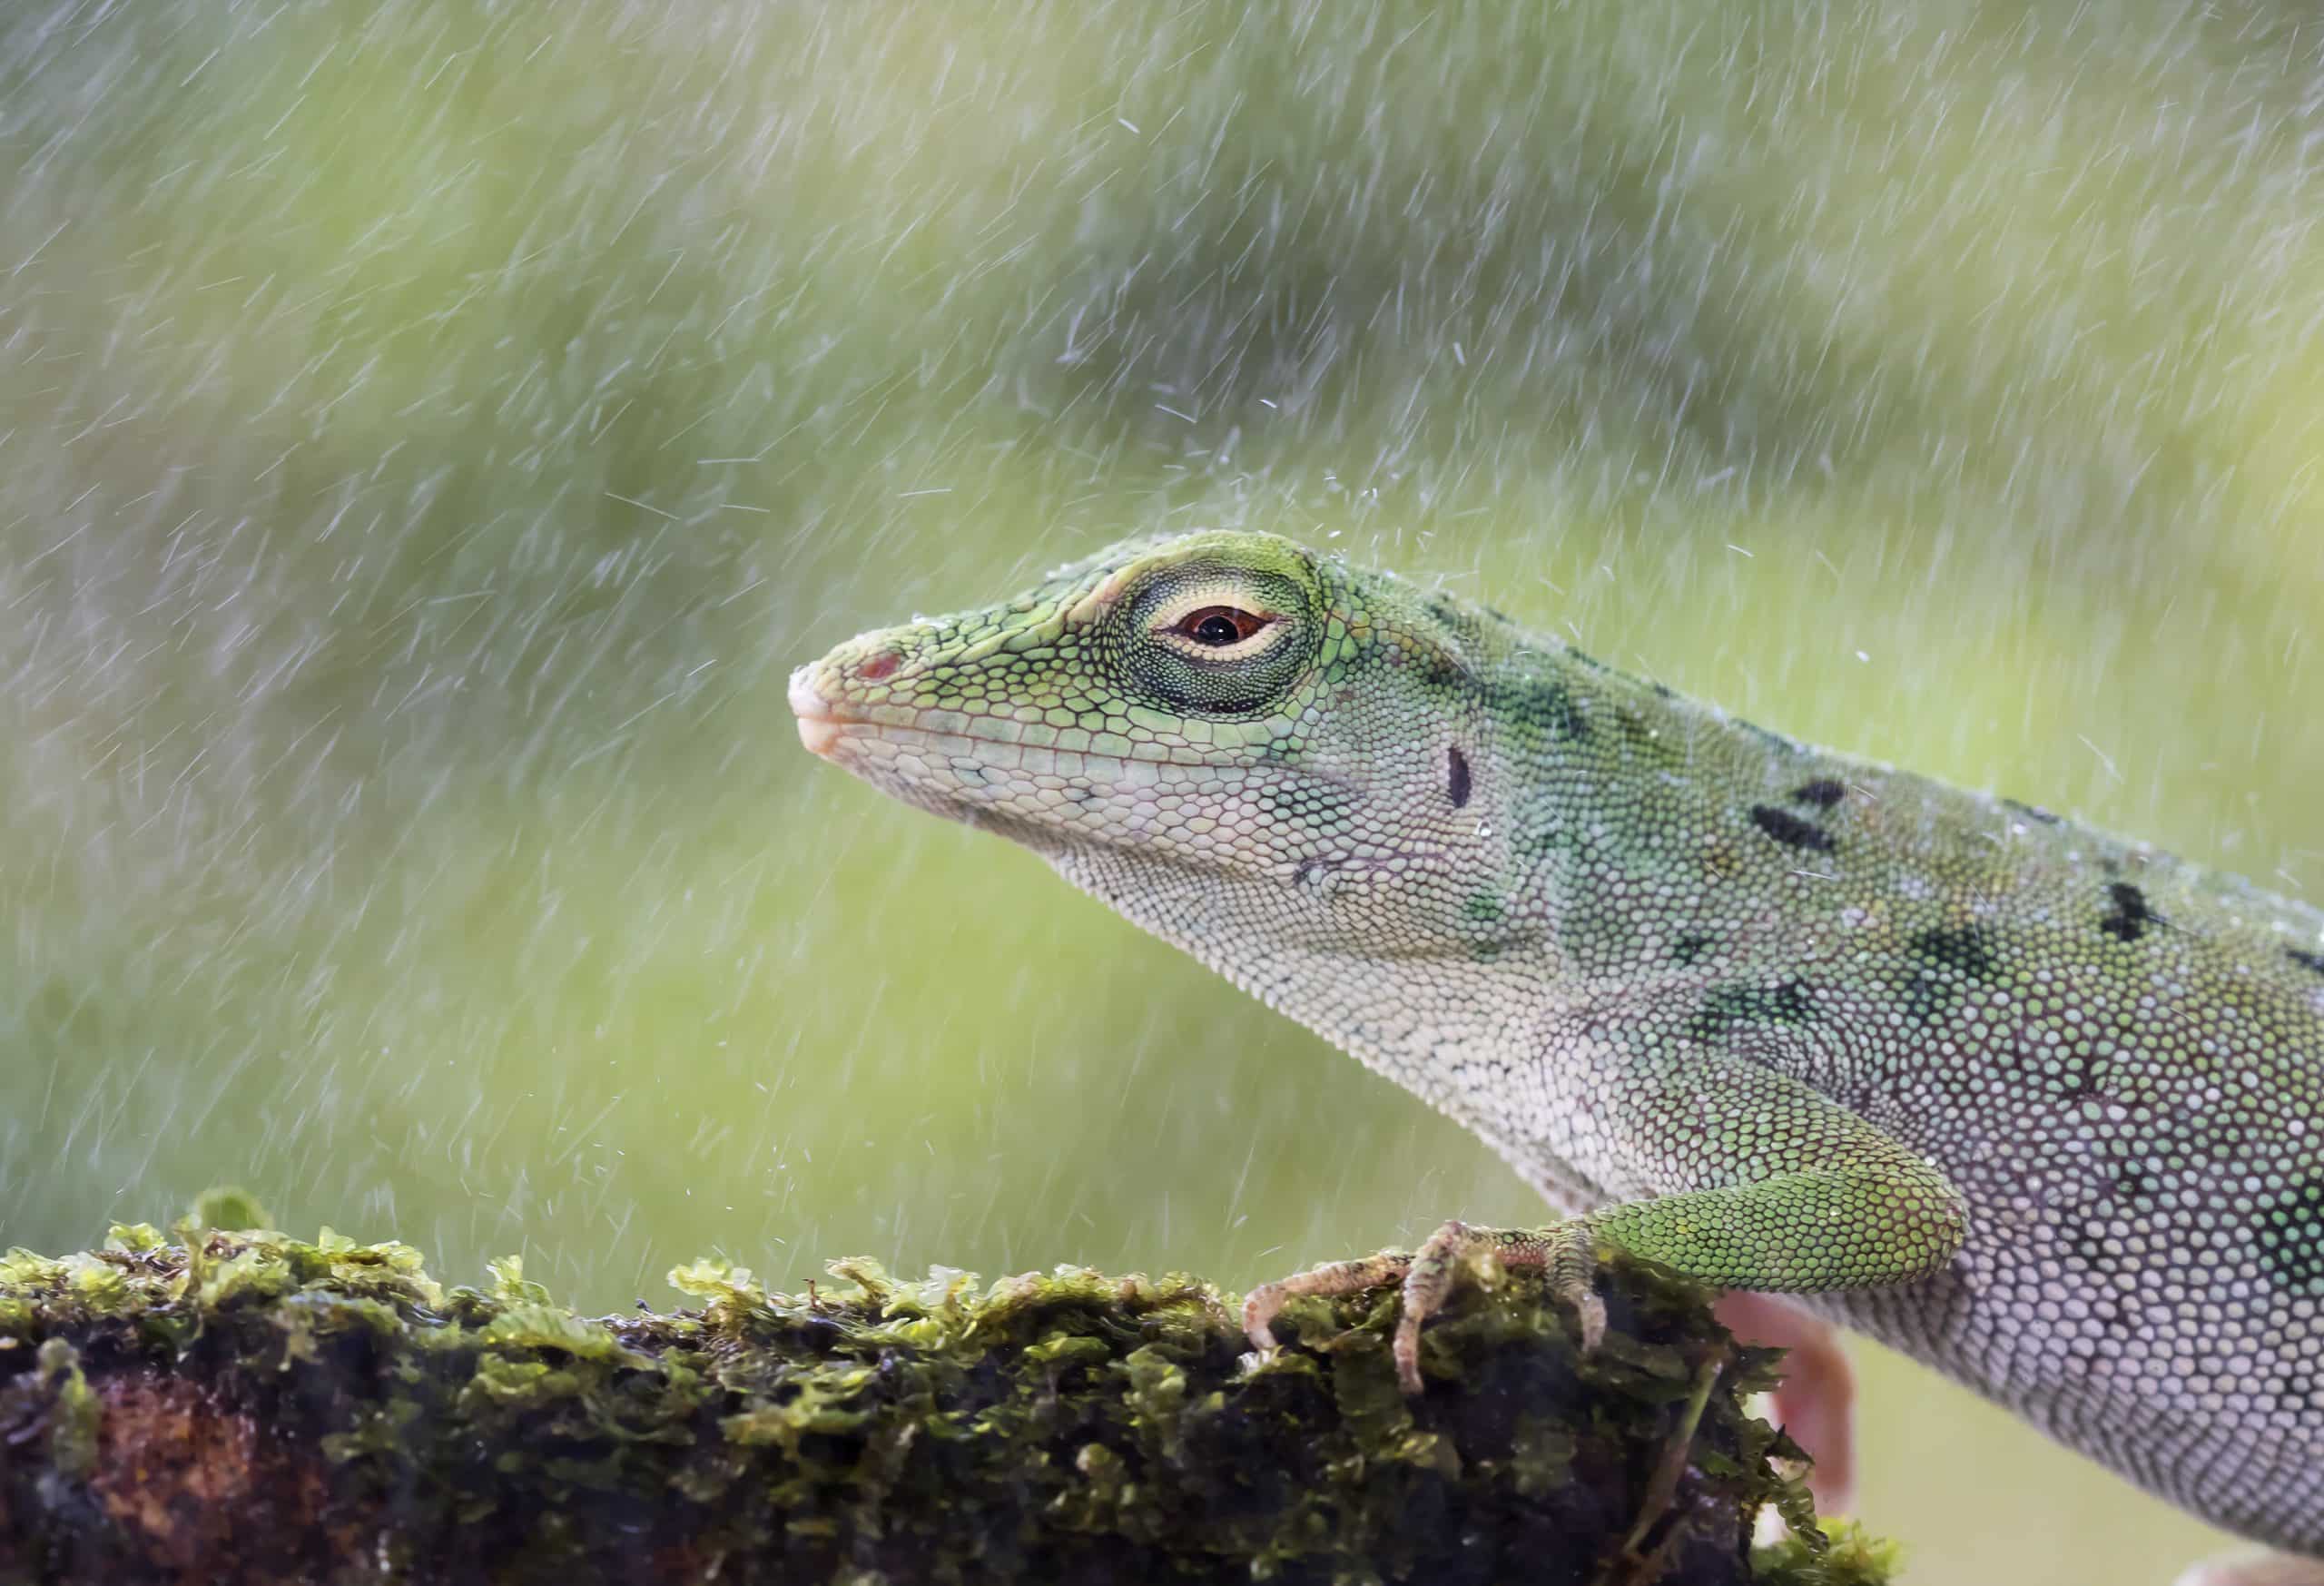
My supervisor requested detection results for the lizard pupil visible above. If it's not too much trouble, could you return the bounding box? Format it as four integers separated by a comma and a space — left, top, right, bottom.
1180, 606, 1265, 646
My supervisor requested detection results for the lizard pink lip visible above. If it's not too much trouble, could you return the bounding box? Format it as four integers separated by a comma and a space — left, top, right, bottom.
787, 667, 854, 758
795, 714, 846, 757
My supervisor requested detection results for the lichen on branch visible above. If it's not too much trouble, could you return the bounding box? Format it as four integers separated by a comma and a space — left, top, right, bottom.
0, 1192, 1894, 1585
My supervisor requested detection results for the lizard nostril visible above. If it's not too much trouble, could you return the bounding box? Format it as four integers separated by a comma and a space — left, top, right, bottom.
856, 649, 901, 683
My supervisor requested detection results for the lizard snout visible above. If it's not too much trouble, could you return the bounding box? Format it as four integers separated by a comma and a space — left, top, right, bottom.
788, 665, 846, 757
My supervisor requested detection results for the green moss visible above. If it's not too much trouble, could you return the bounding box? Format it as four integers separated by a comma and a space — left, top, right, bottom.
0, 1196, 1898, 1585
189, 1186, 273, 1233
34, 1337, 98, 1478
479, 1305, 643, 1364
0, 1248, 66, 1287
721, 1370, 879, 1453
486, 1254, 553, 1307
1495, 1413, 1577, 1497
1753, 1521, 1906, 1585
103, 1223, 168, 1255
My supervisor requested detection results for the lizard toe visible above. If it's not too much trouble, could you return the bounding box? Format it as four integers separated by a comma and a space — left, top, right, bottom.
1241, 1284, 1290, 1355
1240, 1248, 1417, 1361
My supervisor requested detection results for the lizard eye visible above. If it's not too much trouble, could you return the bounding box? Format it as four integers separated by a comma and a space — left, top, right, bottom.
1125, 560, 1317, 717
1174, 606, 1273, 647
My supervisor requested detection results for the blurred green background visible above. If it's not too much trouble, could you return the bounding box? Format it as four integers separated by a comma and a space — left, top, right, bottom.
4, 2, 2320, 1577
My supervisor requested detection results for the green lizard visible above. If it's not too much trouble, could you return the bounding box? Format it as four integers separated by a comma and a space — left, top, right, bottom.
790, 528, 2324, 1577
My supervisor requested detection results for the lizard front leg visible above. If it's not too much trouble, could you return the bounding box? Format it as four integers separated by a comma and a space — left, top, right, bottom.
1246, 1062, 1969, 1394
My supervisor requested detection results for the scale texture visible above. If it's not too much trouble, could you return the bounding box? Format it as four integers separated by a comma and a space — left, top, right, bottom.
791, 529, 2324, 1556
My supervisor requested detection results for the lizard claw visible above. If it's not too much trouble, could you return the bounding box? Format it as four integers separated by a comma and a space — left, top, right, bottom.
1244, 1220, 1602, 1395
1543, 1224, 1606, 1351
1402, 1219, 1604, 1384
1569, 1285, 1608, 1353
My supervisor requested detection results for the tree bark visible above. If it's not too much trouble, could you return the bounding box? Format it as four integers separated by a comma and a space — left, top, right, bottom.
0, 1203, 1890, 1585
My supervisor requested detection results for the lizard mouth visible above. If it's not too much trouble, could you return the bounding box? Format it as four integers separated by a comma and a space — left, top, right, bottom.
788, 667, 860, 758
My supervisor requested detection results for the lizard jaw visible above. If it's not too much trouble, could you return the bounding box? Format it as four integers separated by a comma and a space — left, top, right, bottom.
794, 714, 846, 758
787, 666, 849, 757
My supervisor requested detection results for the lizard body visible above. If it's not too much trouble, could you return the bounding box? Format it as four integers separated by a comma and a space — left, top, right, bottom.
791, 529, 2324, 1559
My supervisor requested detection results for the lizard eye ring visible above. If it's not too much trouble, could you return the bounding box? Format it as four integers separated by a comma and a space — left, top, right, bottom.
1146, 589, 1289, 664
1172, 605, 1275, 648
1127, 563, 1318, 716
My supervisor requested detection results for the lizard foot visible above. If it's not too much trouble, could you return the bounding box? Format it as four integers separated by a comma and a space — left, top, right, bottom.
1243, 1220, 1602, 1394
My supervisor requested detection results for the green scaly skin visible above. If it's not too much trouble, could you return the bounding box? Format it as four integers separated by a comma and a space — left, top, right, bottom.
791, 529, 2324, 1560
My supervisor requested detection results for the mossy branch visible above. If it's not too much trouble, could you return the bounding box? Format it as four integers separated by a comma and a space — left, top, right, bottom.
0, 1194, 1896, 1585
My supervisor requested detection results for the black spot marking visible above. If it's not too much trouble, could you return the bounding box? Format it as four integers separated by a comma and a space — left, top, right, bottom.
1896, 931, 1994, 1023
1909, 925, 1999, 980
1614, 707, 1658, 749
1790, 779, 1846, 809
2260, 1361, 2324, 1414
1564, 646, 1610, 673
1423, 650, 1470, 691
2058, 1051, 2103, 1101
2287, 948, 2324, 979
2110, 1159, 2152, 1204
1291, 857, 1340, 887
2099, 882, 2159, 942
1492, 676, 1589, 743
1260, 783, 1358, 825
1428, 596, 1465, 627
1748, 804, 1836, 854
1482, 605, 1513, 624
2069, 1222, 2124, 1277
1446, 745, 1472, 810
1688, 980, 1817, 1040
2003, 797, 2062, 826
1768, 980, 1817, 1022
1513, 825, 1569, 860
1898, 973, 1945, 1025
2259, 1174, 2324, 1294
1670, 932, 1713, 966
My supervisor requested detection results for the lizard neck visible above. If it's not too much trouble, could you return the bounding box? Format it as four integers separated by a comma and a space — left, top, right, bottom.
1044, 842, 1614, 1197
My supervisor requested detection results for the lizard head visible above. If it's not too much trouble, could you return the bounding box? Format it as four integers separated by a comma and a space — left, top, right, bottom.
789, 529, 1519, 951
